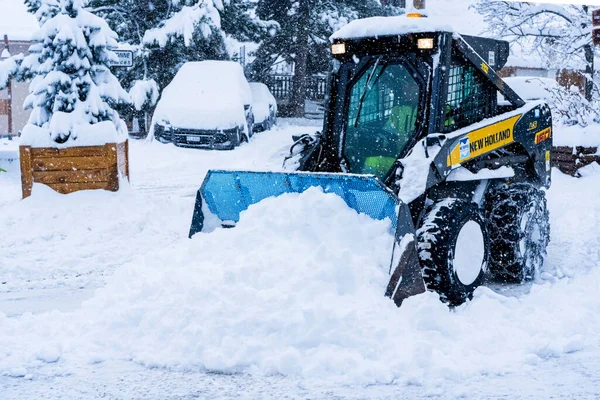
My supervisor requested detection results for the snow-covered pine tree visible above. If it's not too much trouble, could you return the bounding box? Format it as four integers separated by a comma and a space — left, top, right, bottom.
251, 0, 402, 117
24, 0, 60, 24
475, 1, 596, 101
21, 0, 129, 145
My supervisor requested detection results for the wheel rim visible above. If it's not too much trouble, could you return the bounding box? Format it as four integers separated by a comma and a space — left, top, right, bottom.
519, 214, 529, 257
453, 221, 485, 286
520, 205, 542, 274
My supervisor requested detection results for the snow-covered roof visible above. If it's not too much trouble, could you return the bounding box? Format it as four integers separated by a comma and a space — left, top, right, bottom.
330, 15, 454, 41
502, 77, 558, 101
331, 0, 486, 41
0, 0, 38, 41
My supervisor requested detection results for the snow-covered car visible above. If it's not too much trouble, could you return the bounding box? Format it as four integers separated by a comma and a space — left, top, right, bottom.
152, 61, 254, 150
499, 77, 559, 103
249, 82, 277, 132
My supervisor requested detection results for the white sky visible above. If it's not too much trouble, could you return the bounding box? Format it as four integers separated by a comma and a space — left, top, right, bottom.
508, 0, 600, 5
426, 0, 486, 35
0, 0, 38, 40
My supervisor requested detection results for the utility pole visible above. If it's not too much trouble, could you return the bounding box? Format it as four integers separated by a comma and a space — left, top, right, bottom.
289, 0, 310, 117
585, 6, 596, 102
2, 35, 12, 137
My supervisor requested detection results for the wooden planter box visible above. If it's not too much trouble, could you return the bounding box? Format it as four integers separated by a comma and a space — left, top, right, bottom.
19, 141, 129, 199
552, 146, 600, 177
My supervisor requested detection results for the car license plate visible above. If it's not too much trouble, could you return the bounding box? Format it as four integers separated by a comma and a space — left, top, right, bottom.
187, 135, 201, 143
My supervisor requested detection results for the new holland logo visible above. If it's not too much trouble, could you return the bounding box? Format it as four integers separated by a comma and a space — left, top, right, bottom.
459, 138, 470, 159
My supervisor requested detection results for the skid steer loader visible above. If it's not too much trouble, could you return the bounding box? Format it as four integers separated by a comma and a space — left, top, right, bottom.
188, 15, 553, 306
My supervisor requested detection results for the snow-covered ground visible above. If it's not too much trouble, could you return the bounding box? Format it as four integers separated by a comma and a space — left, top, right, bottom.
1, 119, 600, 399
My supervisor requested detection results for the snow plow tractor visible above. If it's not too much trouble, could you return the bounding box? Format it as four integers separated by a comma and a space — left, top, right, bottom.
189, 16, 553, 306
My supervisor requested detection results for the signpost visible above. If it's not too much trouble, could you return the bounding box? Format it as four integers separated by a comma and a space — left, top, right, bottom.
109, 50, 134, 68
2, 35, 12, 137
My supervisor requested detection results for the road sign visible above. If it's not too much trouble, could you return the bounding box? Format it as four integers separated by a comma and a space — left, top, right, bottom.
109, 50, 133, 68
594, 9, 600, 27
594, 28, 600, 46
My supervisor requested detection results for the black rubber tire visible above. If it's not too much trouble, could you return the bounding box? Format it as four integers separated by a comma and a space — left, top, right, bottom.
486, 184, 550, 283
417, 199, 489, 306
230, 128, 244, 149
240, 130, 250, 144
156, 135, 171, 144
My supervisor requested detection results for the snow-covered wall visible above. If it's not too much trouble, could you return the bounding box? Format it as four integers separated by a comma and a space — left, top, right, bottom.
0, 41, 32, 136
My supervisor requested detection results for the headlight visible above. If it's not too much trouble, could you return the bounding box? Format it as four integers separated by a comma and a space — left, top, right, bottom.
417, 38, 434, 50
331, 43, 346, 55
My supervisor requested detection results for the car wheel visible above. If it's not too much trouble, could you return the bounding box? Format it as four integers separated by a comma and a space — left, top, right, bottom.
156, 135, 171, 144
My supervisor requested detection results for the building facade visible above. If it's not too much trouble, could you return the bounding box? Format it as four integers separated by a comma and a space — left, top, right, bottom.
1, 39, 31, 137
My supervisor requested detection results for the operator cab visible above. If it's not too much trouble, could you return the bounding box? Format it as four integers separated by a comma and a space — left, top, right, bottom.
326, 27, 518, 185
344, 58, 423, 180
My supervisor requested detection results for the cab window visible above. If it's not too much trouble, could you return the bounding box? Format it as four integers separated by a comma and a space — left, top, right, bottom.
344, 62, 421, 180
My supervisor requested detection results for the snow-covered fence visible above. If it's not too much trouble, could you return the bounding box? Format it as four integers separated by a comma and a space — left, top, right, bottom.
552, 146, 600, 177
265, 74, 327, 102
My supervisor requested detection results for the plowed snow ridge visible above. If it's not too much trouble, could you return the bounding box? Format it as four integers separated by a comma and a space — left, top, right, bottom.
1, 168, 600, 385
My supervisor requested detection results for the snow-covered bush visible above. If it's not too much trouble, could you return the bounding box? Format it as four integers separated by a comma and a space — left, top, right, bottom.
20, 0, 129, 146
475, 1, 600, 122
546, 85, 600, 127
129, 79, 159, 112
25, 0, 60, 23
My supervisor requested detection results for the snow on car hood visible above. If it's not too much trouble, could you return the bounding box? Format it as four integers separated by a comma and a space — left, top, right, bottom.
154, 99, 247, 131
153, 61, 251, 131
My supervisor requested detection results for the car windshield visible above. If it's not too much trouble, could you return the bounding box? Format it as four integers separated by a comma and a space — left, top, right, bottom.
343, 61, 421, 180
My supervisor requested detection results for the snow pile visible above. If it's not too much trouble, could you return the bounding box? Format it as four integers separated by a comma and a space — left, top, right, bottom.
151, 61, 252, 133
554, 125, 600, 148
0, 182, 194, 293
2, 179, 600, 385
75, 189, 397, 377
20, 120, 124, 148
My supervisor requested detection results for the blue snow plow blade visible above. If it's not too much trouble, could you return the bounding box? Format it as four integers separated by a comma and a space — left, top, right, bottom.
189, 170, 401, 238
188, 170, 425, 307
